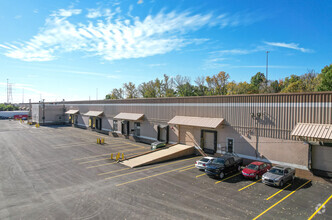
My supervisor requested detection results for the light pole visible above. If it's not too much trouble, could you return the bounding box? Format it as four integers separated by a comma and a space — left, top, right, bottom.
266, 51, 270, 82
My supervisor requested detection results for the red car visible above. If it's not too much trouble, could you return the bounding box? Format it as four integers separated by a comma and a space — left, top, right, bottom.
242, 161, 271, 180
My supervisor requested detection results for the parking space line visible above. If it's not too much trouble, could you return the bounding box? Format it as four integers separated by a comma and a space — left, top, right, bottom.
79, 157, 112, 164
85, 152, 148, 169
73, 153, 113, 161
86, 161, 118, 169
98, 167, 131, 175
79, 148, 144, 164
265, 184, 291, 200
105, 164, 193, 180
116, 165, 195, 187
178, 166, 195, 172
53, 142, 88, 149
238, 179, 262, 191
104, 158, 198, 180
308, 194, 332, 220
252, 180, 311, 220
215, 172, 241, 184
196, 173, 206, 178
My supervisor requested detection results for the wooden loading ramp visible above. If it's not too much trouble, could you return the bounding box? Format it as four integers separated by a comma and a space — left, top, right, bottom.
121, 144, 195, 168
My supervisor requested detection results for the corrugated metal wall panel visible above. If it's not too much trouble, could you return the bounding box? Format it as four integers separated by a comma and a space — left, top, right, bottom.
62, 92, 332, 141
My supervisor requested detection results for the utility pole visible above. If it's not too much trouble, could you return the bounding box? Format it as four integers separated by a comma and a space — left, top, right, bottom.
6, 79, 9, 103
96, 88, 98, 100
22, 88, 24, 103
266, 51, 270, 82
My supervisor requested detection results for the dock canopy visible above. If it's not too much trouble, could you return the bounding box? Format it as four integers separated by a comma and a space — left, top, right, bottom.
168, 116, 224, 129
291, 123, 332, 140
114, 112, 144, 121
84, 111, 103, 117
65, 110, 79, 114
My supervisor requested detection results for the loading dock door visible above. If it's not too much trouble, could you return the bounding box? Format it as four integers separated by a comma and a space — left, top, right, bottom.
312, 145, 332, 173
204, 132, 215, 151
201, 130, 217, 154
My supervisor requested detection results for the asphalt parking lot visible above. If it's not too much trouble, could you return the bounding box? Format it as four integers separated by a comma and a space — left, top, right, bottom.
0, 120, 331, 219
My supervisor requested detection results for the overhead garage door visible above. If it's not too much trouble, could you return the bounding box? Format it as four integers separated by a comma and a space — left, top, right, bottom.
312, 145, 332, 173
204, 132, 215, 151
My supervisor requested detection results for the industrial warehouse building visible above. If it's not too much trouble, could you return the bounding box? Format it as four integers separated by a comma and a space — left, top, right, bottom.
22, 92, 332, 177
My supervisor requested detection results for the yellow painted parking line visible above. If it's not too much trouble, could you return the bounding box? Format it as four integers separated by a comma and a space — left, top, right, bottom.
53, 142, 88, 149
73, 153, 113, 161
238, 179, 262, 191
104, 158, 198, 180
178, 166, 196, 172
86, 161, 118, 169
79, 148, 144, 164
116, 165, 194, 187
98, 167, 131, 175
265, 184, 291, 200
79, 157, 111, 164
196, 173, 206, 178
308, 194, 332, 220
85, 152, 147, 169
215, 172, 241, 184
252, 180, 311, 220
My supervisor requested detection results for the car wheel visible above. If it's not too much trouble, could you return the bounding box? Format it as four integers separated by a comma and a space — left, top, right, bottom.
279, 180, 284, 187
219, 172, 224, 179
255, 175, 259, 180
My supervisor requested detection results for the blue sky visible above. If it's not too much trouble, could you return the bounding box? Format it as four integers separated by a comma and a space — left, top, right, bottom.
0, 0, 331, 103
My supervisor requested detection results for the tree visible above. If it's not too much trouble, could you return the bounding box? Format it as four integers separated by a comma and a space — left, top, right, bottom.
174, 75, 191, 96
250, 72, 266, 93
194, 76, 208, 96
105, 88, 124, 99
123, 82, 138, 99
138, 80, 157, 98
317, 64, 332, 91
177, 82, 198, 97
163, 74, 176, 97
205, 71, 229, 95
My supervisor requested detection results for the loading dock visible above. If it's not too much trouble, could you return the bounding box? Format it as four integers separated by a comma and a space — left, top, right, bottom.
168, 116, 224, 153
65, 109, 79, 125
114, 113, 144, 137
291, 123, 332, 177
84, 111, 104, 131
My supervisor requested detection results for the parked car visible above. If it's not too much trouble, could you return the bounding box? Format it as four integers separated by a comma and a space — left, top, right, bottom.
205, 155, 243, 179
262, 165, 295, 187
242, 161, 271, 180
150, 141, 166, 150
195, 157, 215, 170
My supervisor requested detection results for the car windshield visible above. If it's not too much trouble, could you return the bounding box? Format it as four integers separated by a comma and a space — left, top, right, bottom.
200, 158, 210, 162
269, 168, 284, 175
247, 164, 258, 170
211, 158, 225, 164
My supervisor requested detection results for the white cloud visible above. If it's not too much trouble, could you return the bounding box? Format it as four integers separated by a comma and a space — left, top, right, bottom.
51, 9, 82, 17
1, 8, 215, 62
264, 41, 312, 53
1, 7, 263, 62
0, 44, 11, 49
87, 9, 102, 18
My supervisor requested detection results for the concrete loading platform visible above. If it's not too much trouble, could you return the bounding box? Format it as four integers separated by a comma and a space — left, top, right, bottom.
121, 144, 195, 168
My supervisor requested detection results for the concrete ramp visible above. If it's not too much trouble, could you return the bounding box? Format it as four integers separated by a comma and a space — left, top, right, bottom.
121, 144, 195, 168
